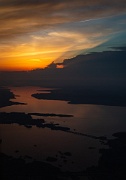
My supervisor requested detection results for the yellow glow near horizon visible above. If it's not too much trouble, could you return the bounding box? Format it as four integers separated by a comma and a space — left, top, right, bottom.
0, 54, 60, 71
0, 30, 107, 71
0, 0, 125, 71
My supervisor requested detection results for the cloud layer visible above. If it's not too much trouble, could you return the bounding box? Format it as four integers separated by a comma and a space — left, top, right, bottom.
0, 0, 126, 40
0, 0, 126, 70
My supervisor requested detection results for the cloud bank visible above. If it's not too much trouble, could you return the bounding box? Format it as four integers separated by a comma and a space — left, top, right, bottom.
0, 0, 126, 40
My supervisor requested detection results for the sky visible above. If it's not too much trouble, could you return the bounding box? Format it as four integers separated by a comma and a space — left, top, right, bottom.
0, 0, 126, 71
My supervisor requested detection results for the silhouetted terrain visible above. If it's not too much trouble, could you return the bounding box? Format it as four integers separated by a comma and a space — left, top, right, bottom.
1, 152, 62, 180
32, 87, 126, 106
1, 132, 126, 180
87, 132, 126, 180
0, 112, 70, 131
0, 112, 107, 140
0, 87, 25, 108
1, 152, 88, 180
29, 112, 73, 117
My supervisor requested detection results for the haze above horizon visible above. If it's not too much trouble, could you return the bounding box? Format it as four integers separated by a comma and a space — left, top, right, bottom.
0, 0, 126, 71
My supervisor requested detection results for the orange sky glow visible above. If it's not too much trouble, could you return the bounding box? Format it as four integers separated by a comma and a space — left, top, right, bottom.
0, 0, 125, 71
0, 33, 105, 71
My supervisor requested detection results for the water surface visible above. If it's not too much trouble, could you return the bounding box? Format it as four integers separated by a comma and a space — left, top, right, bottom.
0, 86, 126, 171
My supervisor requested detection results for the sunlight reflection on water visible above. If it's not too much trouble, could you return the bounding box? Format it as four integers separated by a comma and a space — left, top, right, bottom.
0, 86, 126, 171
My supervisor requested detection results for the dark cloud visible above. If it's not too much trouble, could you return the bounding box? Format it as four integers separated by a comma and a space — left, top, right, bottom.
1, 47, 126, 90
1, 0, 126, 8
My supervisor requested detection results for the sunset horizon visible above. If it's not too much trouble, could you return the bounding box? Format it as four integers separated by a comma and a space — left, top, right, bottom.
0, 0, 126, 71
0, 1, 126, 180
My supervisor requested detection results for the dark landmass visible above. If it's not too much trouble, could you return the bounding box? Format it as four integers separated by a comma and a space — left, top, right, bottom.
0, 112, 107, 141
88, 147, 95, 150
0, 112, 70, 131
87, 132, 126, 180
64, 152, 72, 156
0, 152, 87, 180
58, 151, 72, 160
32, 87, 126, 106
46, 156, 57, 162
0, 112, 45, 128
0, 153, 62, 180
15, 150, 19, 153
24, 155, 32, 160
1, 132, 126, 180
29, 112, 73, 117
0, 87, 26, 108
